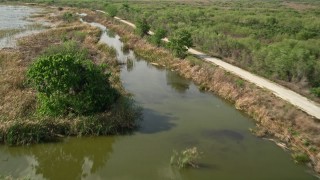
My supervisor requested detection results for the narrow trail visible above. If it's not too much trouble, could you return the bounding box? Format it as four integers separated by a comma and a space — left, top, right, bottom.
97, 10, 320, 120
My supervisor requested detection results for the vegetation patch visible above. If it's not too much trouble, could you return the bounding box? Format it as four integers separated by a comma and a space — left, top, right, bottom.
27, 42, 118, 116
170, 147, 201, 169
293, 152, 310, 164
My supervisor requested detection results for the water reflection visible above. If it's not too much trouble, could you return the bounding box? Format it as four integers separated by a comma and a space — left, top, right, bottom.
106, 29, 116, 38
126, 58, 134, 72
138, 108, 176, 134
1, 137, 114, 180
166, 70, 191, 93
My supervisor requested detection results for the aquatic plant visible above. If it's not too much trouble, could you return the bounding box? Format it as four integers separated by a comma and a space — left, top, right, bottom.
170, 147, 201, 169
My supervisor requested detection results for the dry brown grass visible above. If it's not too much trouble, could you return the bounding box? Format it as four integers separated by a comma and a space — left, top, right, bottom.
282, 1, 316, 11
86, 11, 320, 173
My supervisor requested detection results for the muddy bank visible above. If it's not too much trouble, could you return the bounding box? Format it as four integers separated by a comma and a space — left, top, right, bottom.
80, 11, 320, 173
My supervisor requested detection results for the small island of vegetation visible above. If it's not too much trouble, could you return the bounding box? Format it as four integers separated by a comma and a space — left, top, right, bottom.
0, 10, 141, 145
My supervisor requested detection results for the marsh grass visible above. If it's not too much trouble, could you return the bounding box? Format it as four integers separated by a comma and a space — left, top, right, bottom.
0, 29, 23, 39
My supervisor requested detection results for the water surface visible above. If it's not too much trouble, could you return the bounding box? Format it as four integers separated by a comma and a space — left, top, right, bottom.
0, 5, 43, 48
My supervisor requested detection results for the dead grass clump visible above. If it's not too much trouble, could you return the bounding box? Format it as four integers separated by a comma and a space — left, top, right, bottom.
282, 2, 316, 11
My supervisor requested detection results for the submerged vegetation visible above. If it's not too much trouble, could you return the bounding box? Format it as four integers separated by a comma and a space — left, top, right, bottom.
170, 147, 201, 169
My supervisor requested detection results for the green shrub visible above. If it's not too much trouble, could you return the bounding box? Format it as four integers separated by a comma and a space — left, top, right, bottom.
168, 30, 193, 58
106, 5, 118, 17
310, 87, 320, 97
292, 153, 310, 164
151, 28, 167, 46
136, 18, 150, 37
27, 47, 118, 116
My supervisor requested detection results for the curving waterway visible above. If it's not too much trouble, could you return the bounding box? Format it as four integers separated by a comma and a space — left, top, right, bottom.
0, 6, 317, 179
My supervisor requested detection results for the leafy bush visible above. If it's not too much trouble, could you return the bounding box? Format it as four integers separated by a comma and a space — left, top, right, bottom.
136, 18, 150, 37
292, 153, 310, 164
168, 29, 193, 58
170, 147, 201, 168
27, 47, 118, 116
106, 5, 118, 17
151, 28, 167, 46
311, 87, 320, 97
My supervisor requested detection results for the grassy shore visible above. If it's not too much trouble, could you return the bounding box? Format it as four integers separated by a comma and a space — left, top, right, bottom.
0, 8, 141, 145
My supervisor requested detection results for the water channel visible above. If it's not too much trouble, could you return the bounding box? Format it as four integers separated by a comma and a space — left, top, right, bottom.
0, 6, 317, 180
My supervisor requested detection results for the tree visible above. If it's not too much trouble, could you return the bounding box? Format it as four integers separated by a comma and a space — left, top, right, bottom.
136, 18, 150, 37
168, 30, 193, 58
151, 28, 167, 47
27, 53, 118, 116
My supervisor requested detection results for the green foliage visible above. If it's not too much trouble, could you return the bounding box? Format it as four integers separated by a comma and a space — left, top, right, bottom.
27, 44, 118, 116
62, 12, 76, 22
168, 29, 193, 58
151, 28, 167, 46
122, 2, 130, 12
255, 40, 317, 83
235, 79, 245, 88
311, 87, 320, 97
292, 153, 310, 163
106, 5, 118, 17
170, 147, 201, 169
136, 18, 150, 37
5, 120, 68, 145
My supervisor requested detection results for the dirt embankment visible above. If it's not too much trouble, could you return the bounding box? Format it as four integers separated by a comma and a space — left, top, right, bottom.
82, 11, 320, 173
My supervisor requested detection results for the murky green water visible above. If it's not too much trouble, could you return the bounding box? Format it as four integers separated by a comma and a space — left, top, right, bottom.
0, 9, 317, 180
